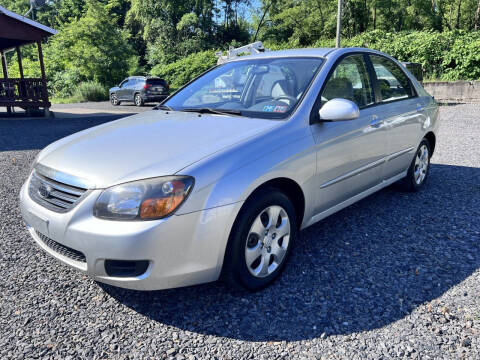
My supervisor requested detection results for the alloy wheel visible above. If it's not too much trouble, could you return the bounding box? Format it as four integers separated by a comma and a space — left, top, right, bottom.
135, 94, 142, 106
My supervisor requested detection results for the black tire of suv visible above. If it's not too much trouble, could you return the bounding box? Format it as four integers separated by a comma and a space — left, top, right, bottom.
110, 93, 120, 106
134, 93, 144, 107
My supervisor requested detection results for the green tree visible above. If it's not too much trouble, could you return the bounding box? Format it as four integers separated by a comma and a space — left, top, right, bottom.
45, 0, 138, 96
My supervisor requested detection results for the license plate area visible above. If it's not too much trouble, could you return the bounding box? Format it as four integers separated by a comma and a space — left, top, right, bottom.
27, 210, 49, 236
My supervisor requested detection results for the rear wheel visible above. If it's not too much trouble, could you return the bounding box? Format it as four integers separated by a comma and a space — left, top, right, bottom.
134, 93, 144, 107
401, 138, 431, 191
222, 188, 297, 291
110, 93, 120, 106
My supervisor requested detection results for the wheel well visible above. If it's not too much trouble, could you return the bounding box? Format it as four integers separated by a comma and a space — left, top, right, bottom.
424, 132, 436, 156
246, 178, 305, 228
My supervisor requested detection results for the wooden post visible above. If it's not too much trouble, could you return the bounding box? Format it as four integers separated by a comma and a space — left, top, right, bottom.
16, 47, 25, 99
0, 51, 7, 78
1, 50, 12, 115
16, 47, 24, 79
37, 41, 49, 112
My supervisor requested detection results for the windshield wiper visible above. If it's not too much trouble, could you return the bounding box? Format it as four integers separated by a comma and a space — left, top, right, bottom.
180, 107, 242, 116
153, 104, 173, 111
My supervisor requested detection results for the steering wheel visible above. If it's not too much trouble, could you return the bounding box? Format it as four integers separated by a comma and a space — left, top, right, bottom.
273, 95, 297, 104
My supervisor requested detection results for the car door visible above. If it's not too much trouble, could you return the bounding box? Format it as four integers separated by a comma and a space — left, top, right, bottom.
310, 54, 388, 214
125, 79, 137, 101
116, 79, 130, 100
368, 55, 427, 179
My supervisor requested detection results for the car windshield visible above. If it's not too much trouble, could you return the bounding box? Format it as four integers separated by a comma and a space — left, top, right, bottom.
164, 57, 323, 119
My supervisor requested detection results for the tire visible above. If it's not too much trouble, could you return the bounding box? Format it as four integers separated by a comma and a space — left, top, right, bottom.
400, 138, 431, 191
110, 93, 120, 106
222, 188, 297, 291
134, 93, 144, 107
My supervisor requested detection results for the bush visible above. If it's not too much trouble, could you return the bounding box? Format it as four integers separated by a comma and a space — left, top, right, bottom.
150, 50, 217, 89
71, 81, 108, 102
269, 30, 480, 81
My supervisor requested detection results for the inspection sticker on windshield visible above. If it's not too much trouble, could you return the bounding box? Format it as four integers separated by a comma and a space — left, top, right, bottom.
263, 105, 288, 113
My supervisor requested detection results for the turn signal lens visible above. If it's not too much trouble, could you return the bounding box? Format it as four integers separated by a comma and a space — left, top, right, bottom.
94, 176, 194, 221
140, 180, 190, 219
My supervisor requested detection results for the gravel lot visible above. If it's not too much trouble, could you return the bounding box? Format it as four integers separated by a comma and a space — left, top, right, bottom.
1, 105, 479, 359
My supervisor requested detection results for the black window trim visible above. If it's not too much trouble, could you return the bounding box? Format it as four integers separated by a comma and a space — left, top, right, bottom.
309, 51, 419, 124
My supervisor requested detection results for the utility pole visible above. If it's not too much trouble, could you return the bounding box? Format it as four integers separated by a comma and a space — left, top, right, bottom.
336, 0, 342, 48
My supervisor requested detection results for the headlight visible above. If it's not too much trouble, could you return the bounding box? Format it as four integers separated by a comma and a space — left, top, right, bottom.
94, 176, 194, 220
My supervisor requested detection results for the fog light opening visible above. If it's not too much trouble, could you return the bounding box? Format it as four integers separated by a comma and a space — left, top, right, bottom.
104, 260, 149, 277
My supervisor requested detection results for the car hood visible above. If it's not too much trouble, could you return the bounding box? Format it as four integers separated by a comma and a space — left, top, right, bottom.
109, 86, 120, 93
36, 110, 279, 189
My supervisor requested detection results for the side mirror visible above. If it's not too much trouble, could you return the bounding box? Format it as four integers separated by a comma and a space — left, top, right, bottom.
318, 98, 359, 122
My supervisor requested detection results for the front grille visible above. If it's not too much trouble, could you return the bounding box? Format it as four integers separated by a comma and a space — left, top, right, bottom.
35, 230, 86, 263
29, 171, 87, 213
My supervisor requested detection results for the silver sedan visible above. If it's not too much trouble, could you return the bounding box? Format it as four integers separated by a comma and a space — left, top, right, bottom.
19, 48, 439, 291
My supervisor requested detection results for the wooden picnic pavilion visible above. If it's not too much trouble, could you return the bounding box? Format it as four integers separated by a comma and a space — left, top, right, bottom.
0, 5, 57, 116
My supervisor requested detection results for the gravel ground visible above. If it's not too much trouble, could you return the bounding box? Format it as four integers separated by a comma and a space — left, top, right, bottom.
0, 105, 479, 359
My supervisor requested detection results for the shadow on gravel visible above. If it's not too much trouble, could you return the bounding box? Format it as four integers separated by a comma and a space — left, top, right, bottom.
101, 163, 480, 341
0, 114, 135, 151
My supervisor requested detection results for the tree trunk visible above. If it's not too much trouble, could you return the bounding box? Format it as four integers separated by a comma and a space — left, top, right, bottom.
254, 1, 272, 41
455, 0, 462, 29
373, 5, 377, 30
475, 0, 480, 30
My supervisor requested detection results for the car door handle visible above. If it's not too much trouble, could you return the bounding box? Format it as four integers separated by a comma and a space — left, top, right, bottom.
369, 116, 383, 128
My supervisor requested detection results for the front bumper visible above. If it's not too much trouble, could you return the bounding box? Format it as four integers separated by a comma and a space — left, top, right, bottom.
19, 176, 240, 290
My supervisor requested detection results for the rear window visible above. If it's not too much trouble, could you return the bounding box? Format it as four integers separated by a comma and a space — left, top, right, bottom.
147, 79, 167, 86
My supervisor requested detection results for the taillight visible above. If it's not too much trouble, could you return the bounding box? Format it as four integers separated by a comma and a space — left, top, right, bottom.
166, 83, 169, 90
144, 83, 152, 90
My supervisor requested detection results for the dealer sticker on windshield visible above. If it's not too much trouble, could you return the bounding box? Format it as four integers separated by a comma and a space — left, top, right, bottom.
263, 105, 288, 113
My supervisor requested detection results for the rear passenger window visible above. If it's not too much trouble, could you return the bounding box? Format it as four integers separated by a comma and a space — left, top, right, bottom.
370, 55, 415, 102
321, 55, 374, 109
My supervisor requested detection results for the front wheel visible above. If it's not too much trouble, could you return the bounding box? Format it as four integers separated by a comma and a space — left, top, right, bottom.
110, 93, 120, 106
134, 93, 144, 107
222, 189, 297, 291
401, 139, 431, 191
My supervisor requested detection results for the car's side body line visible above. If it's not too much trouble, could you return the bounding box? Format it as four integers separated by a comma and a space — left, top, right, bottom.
319, 144, 414, 190
387, 147, 415, 162
303, 170, 407, 229
319, 157, 387, 189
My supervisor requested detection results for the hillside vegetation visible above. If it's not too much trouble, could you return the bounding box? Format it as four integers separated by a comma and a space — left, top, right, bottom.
3, 0, 480, 101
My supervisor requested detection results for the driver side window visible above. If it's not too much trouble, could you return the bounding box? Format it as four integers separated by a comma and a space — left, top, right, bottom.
321, 55, 374, 109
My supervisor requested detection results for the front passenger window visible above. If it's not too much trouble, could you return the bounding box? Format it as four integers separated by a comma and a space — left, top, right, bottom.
321, 55, 374, 108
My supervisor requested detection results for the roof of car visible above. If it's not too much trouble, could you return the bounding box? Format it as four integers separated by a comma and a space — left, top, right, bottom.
226, 48, 337, 62
225, 47, 387, 62
128, 76, 166, 80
